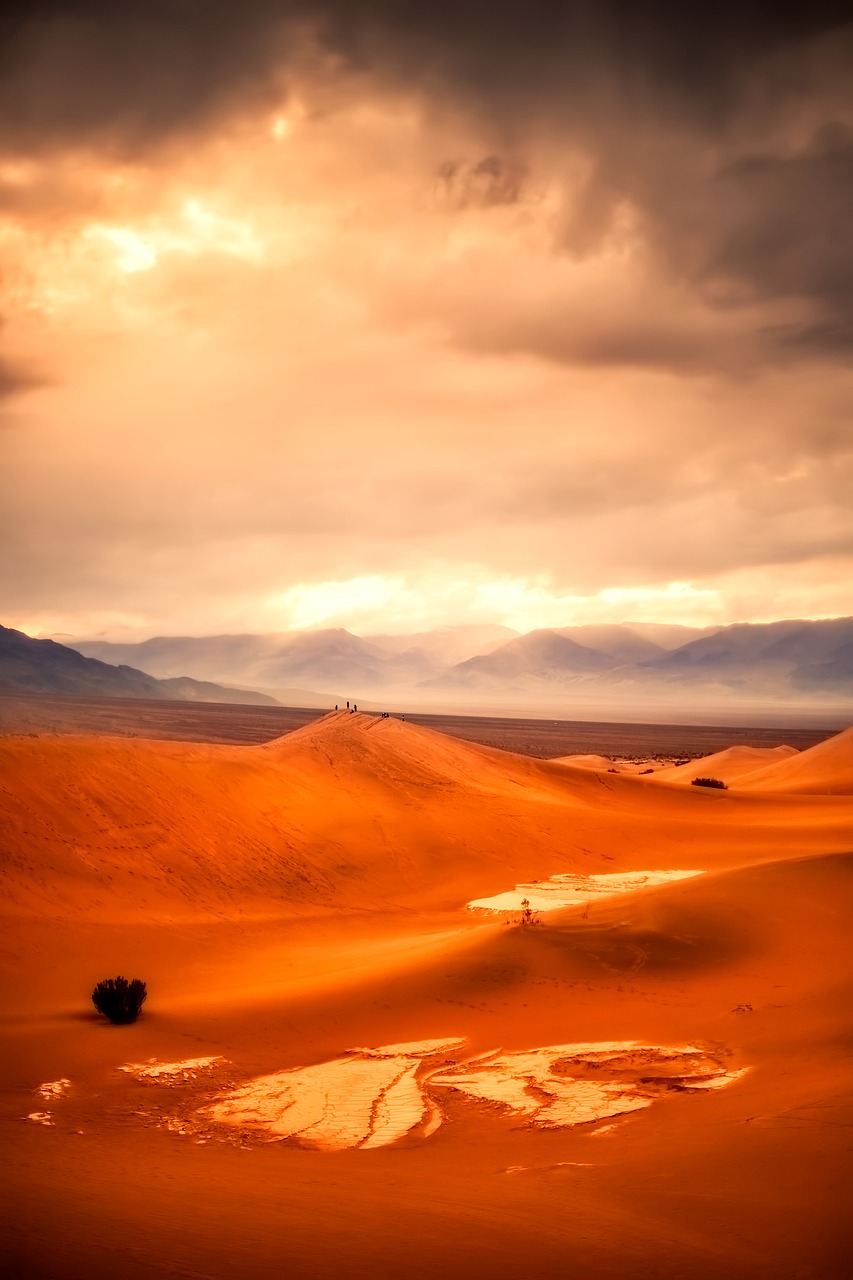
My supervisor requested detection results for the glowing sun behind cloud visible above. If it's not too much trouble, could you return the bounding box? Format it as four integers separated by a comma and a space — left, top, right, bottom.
1, 6, 852, 642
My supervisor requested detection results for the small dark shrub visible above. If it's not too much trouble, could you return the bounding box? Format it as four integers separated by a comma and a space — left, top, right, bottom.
518, 897, 541, 926
691, 776, 727, 790
92, 976, 147, 1024
639, 768, 654, 775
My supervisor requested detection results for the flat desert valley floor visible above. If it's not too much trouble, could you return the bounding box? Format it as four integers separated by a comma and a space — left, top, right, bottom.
1, 706, 852, 1278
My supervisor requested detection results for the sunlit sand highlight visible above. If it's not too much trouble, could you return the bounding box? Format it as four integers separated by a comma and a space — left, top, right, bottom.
468, 870, 703, 913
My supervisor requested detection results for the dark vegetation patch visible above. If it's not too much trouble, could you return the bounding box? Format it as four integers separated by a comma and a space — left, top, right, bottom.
92, 976, 147, 1024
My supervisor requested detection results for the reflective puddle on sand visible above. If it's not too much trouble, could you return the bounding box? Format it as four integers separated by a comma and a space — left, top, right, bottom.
468, 869, 702, 913
119, 1056, 226, 1082
27, 1040, 748, 1146
203, 1038, 464, 1151
430, 1043, 749, 1129
36, 1078, 71, 1101
201, 1039, 747, 1150
25, 1078, 72, 1126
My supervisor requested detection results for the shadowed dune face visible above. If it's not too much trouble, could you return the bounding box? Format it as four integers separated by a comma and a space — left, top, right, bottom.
2, 713, 852, 1278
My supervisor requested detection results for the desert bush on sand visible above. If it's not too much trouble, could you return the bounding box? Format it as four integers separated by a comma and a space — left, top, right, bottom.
691, 776, 728, 790
92, 976, 147, 1024
519, 897, 541, 926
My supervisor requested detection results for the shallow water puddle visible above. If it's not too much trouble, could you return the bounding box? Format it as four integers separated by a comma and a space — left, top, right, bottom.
430, 1042, 748, 1129
36, 1078, 71, 1101
27, 1039, 747, 1147
468, 869, 702, 913
204, 1038, 464, 1151
119, 1055, 226, 1082
202, 1039, 747, 1149
25, 1078, 72, 1126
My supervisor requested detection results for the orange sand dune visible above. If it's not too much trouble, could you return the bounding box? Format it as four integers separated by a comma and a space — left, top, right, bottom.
734, 724, 853, 794
1, 713, 850, 924
649, 725, 853, 794
1, 712, 852, 1278
651, 743, 798, 786
549, 751, 644, 772
549, 751, 619, 770
551, 753, 671, 774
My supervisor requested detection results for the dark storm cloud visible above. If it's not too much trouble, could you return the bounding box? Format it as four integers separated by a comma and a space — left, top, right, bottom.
5, 2, 849, 145
698, 127, 853, 318
3, 2, 853, 366
434, 156, 528, 210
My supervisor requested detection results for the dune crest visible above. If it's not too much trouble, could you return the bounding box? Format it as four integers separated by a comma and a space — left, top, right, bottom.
651, 744, 798, 787
649, 725, 853, 793
735, 725, 853, 793
3, 714, 851, 929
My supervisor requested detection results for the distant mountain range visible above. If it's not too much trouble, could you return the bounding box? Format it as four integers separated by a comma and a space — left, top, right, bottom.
0, 625, 277, 705
60, 617, 853, 715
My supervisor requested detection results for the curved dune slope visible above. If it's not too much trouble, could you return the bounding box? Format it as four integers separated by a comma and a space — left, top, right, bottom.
3, 713, 852, 1280
651, 744, 798, 787
0, 712, 850, 923
550, 753, 620, 771
550, 754, 661, 774
734, 725, 853, 794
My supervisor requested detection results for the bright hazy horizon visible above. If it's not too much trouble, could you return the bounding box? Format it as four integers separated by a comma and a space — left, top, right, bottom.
3, 3, 852, 643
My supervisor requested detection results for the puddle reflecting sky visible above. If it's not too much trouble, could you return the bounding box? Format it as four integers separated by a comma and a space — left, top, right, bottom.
468, 869, 702, 913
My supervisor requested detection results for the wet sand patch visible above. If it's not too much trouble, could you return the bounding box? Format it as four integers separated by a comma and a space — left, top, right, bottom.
203, 1038, 465, 1151
430, 1042, 748, 1128
468, 869, 703, 913
119, 1055, 226, 1082
202, 1038, 747, 1149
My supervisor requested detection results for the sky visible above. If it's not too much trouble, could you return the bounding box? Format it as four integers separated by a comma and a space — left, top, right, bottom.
2, 1, 852, 641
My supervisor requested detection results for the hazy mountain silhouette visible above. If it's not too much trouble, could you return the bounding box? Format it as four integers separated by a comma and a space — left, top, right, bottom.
430, 629, 614, 689
0, 626, 277, 705
63, 617, 853, 711
639, 619, 853, 694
